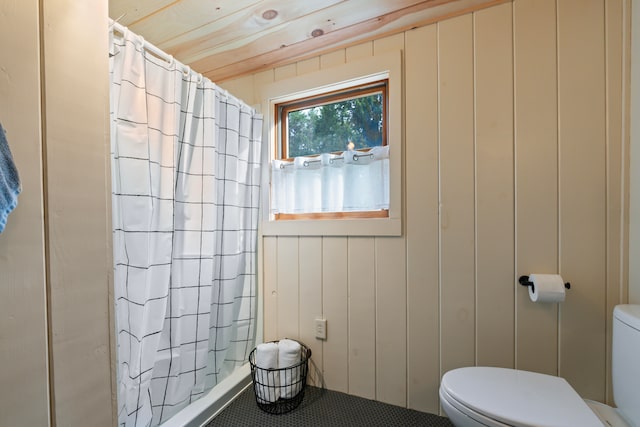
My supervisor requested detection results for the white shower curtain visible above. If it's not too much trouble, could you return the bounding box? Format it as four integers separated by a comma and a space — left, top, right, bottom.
110, 29, 262, 426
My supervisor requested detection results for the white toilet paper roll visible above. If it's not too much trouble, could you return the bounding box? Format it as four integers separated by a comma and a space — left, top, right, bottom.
528, 274, 566, 303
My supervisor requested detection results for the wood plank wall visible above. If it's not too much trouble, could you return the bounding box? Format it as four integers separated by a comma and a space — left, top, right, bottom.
42, 1, 114, 425
0, 0, 114, 425
221, 0, 629, 413
631, 0, 640, 307
0, 1, 49, 425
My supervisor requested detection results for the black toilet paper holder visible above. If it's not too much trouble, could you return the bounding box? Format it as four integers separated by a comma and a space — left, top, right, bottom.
518, 275, 571, 292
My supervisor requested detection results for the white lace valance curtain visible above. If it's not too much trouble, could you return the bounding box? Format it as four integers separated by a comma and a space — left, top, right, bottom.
271, 145, 389, 214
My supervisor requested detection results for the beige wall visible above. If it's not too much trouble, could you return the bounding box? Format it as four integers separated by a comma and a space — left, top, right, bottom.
222, 0, 630, 413
0, 0, 114, 425
0, 1, 49, 425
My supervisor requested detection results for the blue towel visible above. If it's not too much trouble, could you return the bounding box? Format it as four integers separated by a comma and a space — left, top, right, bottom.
0, 123, 21, 233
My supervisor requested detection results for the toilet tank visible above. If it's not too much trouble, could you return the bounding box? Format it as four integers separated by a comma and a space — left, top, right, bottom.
612, 304, 640, 425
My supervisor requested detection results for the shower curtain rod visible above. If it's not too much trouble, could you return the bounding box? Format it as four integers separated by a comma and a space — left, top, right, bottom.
109, 18, 254, 112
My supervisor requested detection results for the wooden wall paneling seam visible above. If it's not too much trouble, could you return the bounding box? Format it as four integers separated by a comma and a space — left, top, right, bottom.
0, 0, 49, 424
274, 63, 297, 82
253, 69, 276, 92
292, 59, 324, 387
320, 49, 346, 69
263, 237, 279, 341
316, 56, 348, 396
43, 1, 113, 424
346, 42, 374, 62
604, 0, 625, 405
513, 0, 559, 376
473, 2, 515, 369
510, 0, 517, 370
296, 57, 321, 75
372, 32, 407, 408
437, 18, 444, 401
322, 237, 349, 393
258, 60, 277, 344
255, 63, 275, 282
373, 33, 406, 55
374, 236, 408, 407
605, 0, 630, 402
438, 13, 476, 376
298, 237, 324, 387
276, 237, 300, 340
347, 237, 376, 399
620, 0, 630, 307
405, 23, 441, 413
557, 0, 606, 401
218, 74, 256, 106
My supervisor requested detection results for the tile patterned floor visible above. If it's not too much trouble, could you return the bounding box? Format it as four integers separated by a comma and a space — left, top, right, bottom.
206, 385, 454, 426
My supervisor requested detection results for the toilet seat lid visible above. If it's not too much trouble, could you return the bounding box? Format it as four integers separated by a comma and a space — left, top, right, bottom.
441, 367, 603, 427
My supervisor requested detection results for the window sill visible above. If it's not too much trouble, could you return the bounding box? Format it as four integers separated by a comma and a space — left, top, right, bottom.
275, 210, 388, 221
261, 216, 401, 237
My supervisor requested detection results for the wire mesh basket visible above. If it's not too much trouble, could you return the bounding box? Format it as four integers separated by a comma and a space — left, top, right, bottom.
248, 340, 312, 414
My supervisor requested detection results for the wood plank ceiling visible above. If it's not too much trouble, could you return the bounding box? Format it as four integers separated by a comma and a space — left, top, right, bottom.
109, 0, 504, 82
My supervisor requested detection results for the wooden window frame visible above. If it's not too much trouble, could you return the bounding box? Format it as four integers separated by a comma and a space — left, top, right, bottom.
274, 80, 389, 221
260, 50, 402, 236
277, 80, 388, 160
275, 209, 389, 221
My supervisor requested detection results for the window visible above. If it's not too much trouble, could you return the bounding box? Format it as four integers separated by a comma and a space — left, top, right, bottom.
272, 80, 389, 221
280, 81, 387, 158
260, 51, 402, 236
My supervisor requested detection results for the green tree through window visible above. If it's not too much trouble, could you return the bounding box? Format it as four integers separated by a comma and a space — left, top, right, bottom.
285, 89, 385, 158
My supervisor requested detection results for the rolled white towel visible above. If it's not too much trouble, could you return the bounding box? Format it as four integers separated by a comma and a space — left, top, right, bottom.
278, 339, 302, 398
255, 342, 280, 403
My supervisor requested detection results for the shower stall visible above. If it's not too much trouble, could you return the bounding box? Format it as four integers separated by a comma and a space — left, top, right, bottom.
109, 21, 262, 426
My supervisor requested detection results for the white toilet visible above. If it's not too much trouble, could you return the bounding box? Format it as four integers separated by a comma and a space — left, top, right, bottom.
439, 304, 640, 427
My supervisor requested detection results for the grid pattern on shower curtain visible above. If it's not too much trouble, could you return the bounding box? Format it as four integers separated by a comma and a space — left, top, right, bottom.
110, 29, 262, 427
